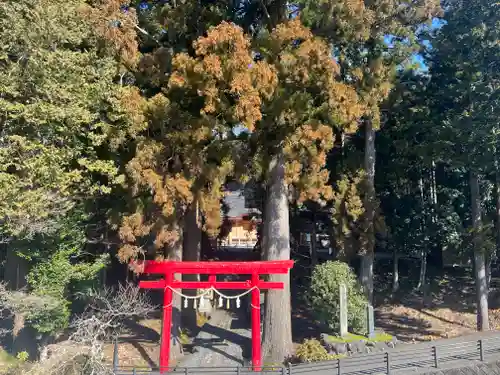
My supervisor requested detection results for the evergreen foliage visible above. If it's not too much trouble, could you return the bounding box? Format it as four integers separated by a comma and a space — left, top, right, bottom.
0, 0, 130, 239
0, 0, 498, 362
309, 261, 367, 334
297, 0, 442, 264
0, 0, 127, 334
294, 339, 332, 363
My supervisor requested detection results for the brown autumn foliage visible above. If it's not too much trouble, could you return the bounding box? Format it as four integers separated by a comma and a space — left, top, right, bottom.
110, 17, 365, 262
81, 0, 139, 67
169, 19, 364, 203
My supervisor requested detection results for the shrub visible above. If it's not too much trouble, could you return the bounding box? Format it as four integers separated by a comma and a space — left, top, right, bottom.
0, 282, 68, 335
308, 261, 367, 334
295, 339, 330, 363
16, 351, 29, 362
18, 208, 109, 335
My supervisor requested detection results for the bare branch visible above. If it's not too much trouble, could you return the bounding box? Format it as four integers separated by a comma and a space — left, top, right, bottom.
70, 283, 156, 345
2, 282, 155, 375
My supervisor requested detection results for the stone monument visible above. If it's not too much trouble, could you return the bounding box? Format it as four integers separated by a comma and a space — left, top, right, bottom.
339, 283, 348, 336
367, 304, 375, 338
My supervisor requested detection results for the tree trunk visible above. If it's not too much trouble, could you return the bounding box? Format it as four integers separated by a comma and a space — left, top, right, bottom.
392, 246, 399, 293
417, 251, 427, 291
470, 171, 489, 331
487, 173, 500, 289
494, 172, 500, 272
360, 254, 374, 303
430, 162, 438, 224
429, 161, 443, 269
183, 201, 201, 261
182, 201, 201, 332
4, 250, 29, 290
310, 212, 318, 269
417, 176, 427, 292
361, 119, 376, 304
486, 256, 492, 291
170, 224, 184, 360
261, 153, 293, 364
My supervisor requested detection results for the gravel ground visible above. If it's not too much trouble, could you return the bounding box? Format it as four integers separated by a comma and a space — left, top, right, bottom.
180, 309, 252, 367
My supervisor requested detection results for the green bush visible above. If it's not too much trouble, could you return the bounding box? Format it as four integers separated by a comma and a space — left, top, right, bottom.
295, 339, 331, 363
19, 208, 109, 335
16, 351, 29, 362
308, 261, 367, 334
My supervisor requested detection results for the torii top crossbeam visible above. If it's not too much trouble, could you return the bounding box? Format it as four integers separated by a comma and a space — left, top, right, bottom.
138, 260, 294, 275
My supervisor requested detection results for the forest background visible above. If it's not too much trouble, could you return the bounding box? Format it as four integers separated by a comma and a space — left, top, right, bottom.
0, 0, 498, 370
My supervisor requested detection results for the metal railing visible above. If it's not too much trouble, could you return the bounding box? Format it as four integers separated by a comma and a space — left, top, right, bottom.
113, 334, 500, 375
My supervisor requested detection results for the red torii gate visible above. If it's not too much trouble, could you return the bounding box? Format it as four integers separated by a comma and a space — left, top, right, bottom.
135, 260, 294, 373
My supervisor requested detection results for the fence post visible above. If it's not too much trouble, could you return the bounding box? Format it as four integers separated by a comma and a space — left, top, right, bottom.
386, 352, 390, 375
479, 339, 484, 361
237, 367, 240, 375
281, 366, 286, 375
112, 339, 119, 371
185, 368, 189, 375
132, 368, 136, 375
288, 363, 292, 375
337, 358, 341, 375
433, 346, 438, 368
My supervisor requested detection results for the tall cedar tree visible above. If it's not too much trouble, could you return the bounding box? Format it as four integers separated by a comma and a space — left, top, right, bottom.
83, 0, 242, 267
424, 0, 499, 330
169, 20, 364, 362
0, 0, 150, 339
86, 2, 363, 361
376, 70, 435, 292
296, 0, 442, 302
85, 0, 256, 355
0, 0, 141, 293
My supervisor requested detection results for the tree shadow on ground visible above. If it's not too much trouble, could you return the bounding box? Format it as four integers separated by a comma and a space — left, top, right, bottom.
375, 265, 478, 314
374, 310, 441, 342
127, 339, 158, 369
291, 304, 327, 342
200, 323, 251, 363
373, 271, 481, 339
118, 318, 161, 368
415, 308, 472, 328
122, 318, 161, 343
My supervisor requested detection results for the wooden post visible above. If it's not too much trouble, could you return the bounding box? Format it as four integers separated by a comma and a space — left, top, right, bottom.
160, 272, 174, 374
251, 273, 262, 371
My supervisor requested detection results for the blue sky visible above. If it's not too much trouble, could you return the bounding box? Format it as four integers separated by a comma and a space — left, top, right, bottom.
382, 17, 446, 72
412, 18, 447, 71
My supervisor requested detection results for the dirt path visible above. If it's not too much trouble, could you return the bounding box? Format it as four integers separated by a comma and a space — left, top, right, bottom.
179, 309, 251, 367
